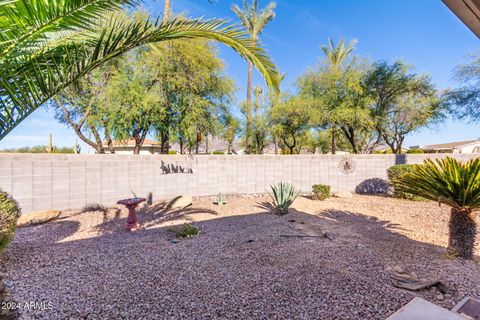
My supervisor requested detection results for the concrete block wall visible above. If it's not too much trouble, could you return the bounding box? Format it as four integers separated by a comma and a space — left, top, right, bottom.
0, 153, 478, 214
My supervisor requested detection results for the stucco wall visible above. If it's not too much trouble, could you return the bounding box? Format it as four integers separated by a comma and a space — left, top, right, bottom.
0, 153, 478, 214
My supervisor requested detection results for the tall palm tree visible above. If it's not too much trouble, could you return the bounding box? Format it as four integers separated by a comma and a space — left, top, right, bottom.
393, 157, 480, 259
0, 0, 280, 140
231, 0, 276, 154
320, 37, 357, 154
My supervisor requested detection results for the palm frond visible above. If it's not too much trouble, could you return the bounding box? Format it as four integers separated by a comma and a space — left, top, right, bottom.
0, 12, 280, 139
393, 157, 480, 210
0, 0, 138, 60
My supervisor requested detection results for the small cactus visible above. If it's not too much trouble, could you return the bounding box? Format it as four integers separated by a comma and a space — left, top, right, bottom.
73, 139, 81, 154
46, 133, 55, 153
213, 193, 227, 206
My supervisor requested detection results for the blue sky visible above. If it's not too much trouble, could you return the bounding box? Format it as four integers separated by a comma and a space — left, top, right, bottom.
1, 0, 478, 150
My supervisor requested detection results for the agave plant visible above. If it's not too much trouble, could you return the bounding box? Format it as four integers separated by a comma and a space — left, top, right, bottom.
267, 182, 300, 215
393, 157, 480, 259
0, 0, 280, 140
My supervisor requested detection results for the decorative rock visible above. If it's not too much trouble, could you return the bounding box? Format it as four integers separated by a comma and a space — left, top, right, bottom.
332, 191, 354, 198
17, 210, 62, 227
166, 195, 193, 210
436, 294, 444, 301
393, 265, 405, 274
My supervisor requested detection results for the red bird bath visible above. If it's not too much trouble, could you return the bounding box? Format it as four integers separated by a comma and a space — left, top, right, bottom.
117, 197, 146, 231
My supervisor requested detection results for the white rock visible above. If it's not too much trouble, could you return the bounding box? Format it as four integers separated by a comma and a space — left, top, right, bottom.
332, 191, 354, 198
393, 265, 404, 274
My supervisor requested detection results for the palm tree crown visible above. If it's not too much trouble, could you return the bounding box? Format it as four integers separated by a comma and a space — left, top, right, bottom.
393, 157, 480, 210
393, 157, 480, 259
320, 37, 358, 71
231, 0, 276, 42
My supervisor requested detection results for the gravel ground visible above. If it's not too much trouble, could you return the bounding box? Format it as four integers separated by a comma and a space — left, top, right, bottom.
1, 195, 479, 319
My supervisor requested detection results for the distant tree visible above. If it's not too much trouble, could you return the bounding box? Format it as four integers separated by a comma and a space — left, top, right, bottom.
53, 64, 116, 154
56, 37, 233, 155
1, 145, 74, 154
317, 38, 358, 154
223, 113, 241, 155
363, 60, 445, 154
100, 49, 166, 154
270, 96, 312, 154
232, 0, 276, 153
250, 86, 270, 154
445, 53, 480, 122
298, 41, 377, 154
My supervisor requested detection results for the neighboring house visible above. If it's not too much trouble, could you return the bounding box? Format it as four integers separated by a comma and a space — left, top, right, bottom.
90, 139, 162, 155
411, 140, 480, 154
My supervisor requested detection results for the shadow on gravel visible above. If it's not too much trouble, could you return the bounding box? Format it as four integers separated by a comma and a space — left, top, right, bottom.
2, 202, 479, 320
14, 220, 80, 245
92, 204, 218, 236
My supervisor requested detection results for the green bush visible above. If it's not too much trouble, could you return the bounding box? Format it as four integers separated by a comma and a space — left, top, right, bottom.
168, 224, 199, 239
212, 151, 225, 155
312, 184, 330, 200
407, 148, 424, 154
0, 189, 20, 253
387, 164, 421, 200
168, 150, 177, 155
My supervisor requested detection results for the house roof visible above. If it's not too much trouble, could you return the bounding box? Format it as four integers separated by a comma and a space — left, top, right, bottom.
443, 0, 480, 38
373, 144, 408, 152
419, 140, 480, 151
104, 139, 161, 147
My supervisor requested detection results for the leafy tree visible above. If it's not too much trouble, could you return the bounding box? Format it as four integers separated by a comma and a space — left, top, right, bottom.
53, 64, 117, 154
445, 53, 480, 122
56, 36, 233, 154
0, 1, 280, 140
317, 38, 357, 154
393, 157, 480, 259
298, 40, 376, 154
223, 114, 241, 154
270, 96, 312, 154
100, 50, 166, 154
363, 60, 444, 154
144, 39, 234, 154
232, 0, 276, 153
251, 86, 270, 154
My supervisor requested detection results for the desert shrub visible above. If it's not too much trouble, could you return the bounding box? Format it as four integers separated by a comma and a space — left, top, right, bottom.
169, 224, 199, 238
82, 203, 107, 213
407, 148, 424, 154
267, 182, 300, 215
355, 178, 389, 195
0, 189, 20, 253
312, 184, 330, 200
387, 164, 421, 200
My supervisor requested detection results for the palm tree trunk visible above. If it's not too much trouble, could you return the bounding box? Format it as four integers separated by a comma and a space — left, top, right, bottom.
448, 208, 477, 259
245, 61, 253, 154
163, 0, 171, 22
